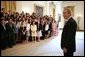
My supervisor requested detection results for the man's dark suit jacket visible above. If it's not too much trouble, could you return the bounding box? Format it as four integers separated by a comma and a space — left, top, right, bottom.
61, 17, 77, 52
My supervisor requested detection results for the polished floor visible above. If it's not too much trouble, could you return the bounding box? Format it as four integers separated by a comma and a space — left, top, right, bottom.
1, 30, 84, 56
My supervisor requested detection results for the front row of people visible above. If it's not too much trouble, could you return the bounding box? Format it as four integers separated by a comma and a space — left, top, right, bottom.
1, 17, 58, 50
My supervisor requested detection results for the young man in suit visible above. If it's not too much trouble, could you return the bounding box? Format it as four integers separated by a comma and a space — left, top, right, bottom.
5, 18, 15, 48
61, 8, 77, 56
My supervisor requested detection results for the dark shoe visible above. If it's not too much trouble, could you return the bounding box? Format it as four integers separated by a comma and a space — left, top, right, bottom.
1, 48, 6, 50
9, 46, 13, 48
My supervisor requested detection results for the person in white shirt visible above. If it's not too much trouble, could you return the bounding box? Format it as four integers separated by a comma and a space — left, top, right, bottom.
31, 21, 37, 42
37, 19, 42, 42
45, 21, 49, 39
26, 20, 30, 43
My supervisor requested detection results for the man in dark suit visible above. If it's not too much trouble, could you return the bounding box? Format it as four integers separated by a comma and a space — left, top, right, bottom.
61, 8, 77, 56
5, 18, 15, 48
1, 17, 7, 49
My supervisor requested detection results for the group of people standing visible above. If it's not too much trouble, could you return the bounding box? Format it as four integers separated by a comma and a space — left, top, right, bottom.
1, 8, 58, 50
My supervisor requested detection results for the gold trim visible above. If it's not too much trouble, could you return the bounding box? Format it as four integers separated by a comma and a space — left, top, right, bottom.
53, 8, 55, 19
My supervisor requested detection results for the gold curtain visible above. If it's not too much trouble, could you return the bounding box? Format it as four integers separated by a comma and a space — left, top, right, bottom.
1, 1, 16, 13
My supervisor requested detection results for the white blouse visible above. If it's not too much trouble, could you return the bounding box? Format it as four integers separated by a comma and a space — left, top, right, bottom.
45, 24, 49, 31
26, 23, 30, 31
31, 25, 37, 32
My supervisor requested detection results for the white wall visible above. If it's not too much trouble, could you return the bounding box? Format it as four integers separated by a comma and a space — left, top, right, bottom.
16, 1, 56, 16
16, 1, 33, 14
61, 1, 84, 30
16, 1, 47, 15
16, 1, 22, 13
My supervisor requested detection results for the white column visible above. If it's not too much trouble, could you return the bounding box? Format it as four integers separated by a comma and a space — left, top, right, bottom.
46, 1, 50, 16
54, 1, 64, 29
54, 1, 59, 22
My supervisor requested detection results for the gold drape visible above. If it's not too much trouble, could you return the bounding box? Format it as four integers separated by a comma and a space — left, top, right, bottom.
1, 1, 16, 13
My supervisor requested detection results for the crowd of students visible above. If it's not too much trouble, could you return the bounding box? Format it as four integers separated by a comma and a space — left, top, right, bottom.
1, 8, 58, 50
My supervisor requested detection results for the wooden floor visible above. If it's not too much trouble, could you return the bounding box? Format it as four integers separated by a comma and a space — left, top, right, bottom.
1, 30, 84, 56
